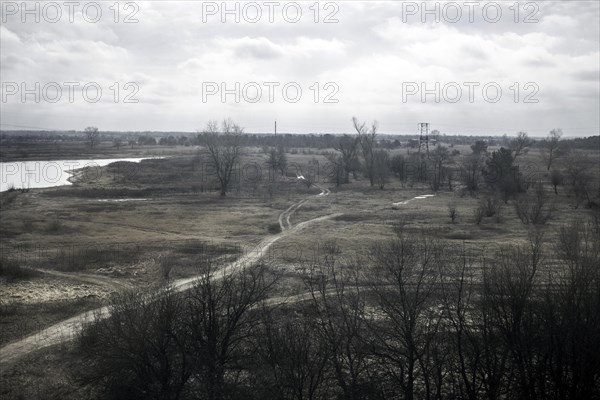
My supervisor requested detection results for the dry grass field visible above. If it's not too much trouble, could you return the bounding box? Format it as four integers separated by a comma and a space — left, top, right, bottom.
1, 137, 599, 399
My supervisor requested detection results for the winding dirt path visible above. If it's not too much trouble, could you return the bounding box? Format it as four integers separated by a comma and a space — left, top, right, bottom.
35, 269, 133, 292
0, 183, 338, 366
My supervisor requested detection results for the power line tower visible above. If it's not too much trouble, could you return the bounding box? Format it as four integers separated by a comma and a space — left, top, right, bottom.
418, 122, 430, 159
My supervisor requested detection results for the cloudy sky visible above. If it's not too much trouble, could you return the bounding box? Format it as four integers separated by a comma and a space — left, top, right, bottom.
1, 1, 599, 136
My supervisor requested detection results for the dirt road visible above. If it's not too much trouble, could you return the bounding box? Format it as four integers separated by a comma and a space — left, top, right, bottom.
36, 269, 133, 292
0, 182, 338, 365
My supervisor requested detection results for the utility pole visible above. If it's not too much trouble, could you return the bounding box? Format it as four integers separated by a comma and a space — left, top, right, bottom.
275, 120, 277, 135
418, 122, 430, 159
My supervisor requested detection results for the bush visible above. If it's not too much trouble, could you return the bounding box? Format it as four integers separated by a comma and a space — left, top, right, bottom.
515, 183, 553, 225
268, 222, 282, 234
480, 195, 501, 217
0, 257, 39, 281
76, 263, 274, 400
447, 202, 458, 223
77, 290, 190, 400
322, 239, 341, 255
45, 218, 64, 233
158, 254, 174, 281
550, 169, 563, 194
0, 190, 19, 207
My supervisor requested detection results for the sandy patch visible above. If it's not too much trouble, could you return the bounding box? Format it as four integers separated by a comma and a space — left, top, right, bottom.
0, 277, 112, 305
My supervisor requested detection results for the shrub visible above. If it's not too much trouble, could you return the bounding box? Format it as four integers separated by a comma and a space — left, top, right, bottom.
550, 169, 563, 194
158, 254, 174, 281
477, 195, 502, 219
45, 218, 63, 233
515, 183, 553, 225
268, 222, 282, 234
0, 190, 19, 207
322, 240, 341, 255
0, 257, 39, 281
474, 206, 485, 225
76, 290, 190, 400
447, 202, 458, 223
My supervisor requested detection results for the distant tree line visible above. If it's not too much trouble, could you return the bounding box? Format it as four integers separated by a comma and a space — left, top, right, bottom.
2, 130, 598, 152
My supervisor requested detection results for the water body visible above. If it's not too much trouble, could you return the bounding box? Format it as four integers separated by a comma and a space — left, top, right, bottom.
0, 158, 153, 192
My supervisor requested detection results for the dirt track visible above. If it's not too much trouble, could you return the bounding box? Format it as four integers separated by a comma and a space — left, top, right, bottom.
36, 269, 133, 292
0, 182, 338, 366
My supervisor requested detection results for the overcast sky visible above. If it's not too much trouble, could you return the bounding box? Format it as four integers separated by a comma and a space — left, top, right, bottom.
1, 1, 599, 136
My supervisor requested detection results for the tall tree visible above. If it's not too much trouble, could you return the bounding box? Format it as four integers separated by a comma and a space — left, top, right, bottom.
470, 140, 488, 156
540, 128, 563, 171
306, 261, 372, 400
84, 126, 99, 149
431, 145, 450, 191
326, 134, 360, 184
76, 290, 192, 400
201, 119, 243, 197
483, 147, 524, 201
266, 146, 288, 177
353, 117, 378, 186
373, 149, 390, 190
276, 146, 288, 176
187, 261, 274, 400
368, 232, 442, 400
510, 132, 532, 160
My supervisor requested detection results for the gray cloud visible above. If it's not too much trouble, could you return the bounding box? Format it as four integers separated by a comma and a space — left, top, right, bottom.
0, 1, 598, 136
572, 69, 600, 82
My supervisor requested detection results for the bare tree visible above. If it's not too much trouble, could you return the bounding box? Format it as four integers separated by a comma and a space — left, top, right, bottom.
515, 183, 553, 225
372, 149, 390, 189
462, 154, 484, 193
564, 152, 597, 208
77, 289, 192, 400
324, 153, 346, 187
479, 195, 502, 219
305, 260, 374, 400
267, 146, 288, 177
85, 126, 99, 149
431, 146, 450, 191
483, 233, 545, 399
252, 308, 331, 400
267, 148, 279, 175
368, 232, 442, 400
540, 128, 563, 171
276, 146, 288, 176
325, 134, 360, 184
510, 132, 532, 160
113, 137, 123, 149
353, 117, 378, 186
201, 119, 243, 197
186, 260, 275, 400
440, 248, 491, 400
390, 154, 408, 185
545, 220, 600, 399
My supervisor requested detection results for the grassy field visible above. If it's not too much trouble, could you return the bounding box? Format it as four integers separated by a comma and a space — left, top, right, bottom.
0, 139, 598, 399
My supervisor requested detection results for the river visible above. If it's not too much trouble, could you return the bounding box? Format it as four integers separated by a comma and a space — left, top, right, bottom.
0, 158, 154, 192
